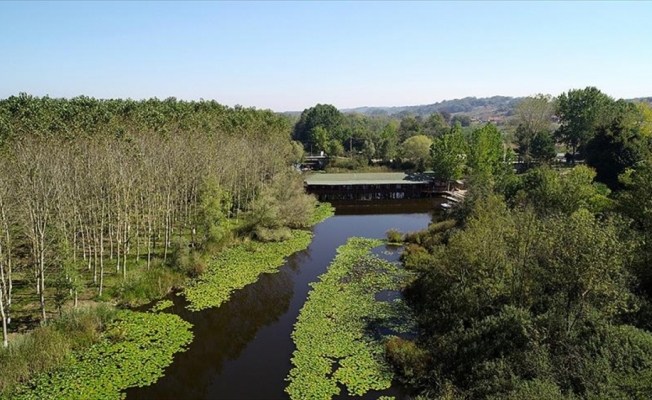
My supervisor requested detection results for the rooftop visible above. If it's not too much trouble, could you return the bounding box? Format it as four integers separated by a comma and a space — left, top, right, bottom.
304, 172, 434, 186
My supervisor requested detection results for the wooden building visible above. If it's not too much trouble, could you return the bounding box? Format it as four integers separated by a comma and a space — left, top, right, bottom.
304, 172, 450, 201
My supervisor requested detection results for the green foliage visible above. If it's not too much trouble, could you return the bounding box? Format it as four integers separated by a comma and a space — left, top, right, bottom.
430, 126, 468, 185
196, 176, 231, 248
422, 112, 449, 138
555, 86, 615, 156
286, 238, 415, 399
519, 165, 614, 215
293, 104, 346, 150
530, 131, 556, 163
401, 173, 649, 398
0, 306, 117, 396
150, 299, 173, 312
451, 114, 472, 127
117, 267, 185, 307
398, 115, 423, 141
384, 337, 430, 383
385, 228, 403, 244
584, 104, 652, 189
468, 123, 504, 179
308, 202, 335, 226
10, 310, 193, 400
0, 327, 72, 396
399, 135, 432, 172
247, 172, 318, 234
184, 230, 313, 311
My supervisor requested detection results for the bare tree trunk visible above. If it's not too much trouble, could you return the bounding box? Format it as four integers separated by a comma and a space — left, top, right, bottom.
164, 192, 171, 263
109, 222, 114, 260
123, 219, 129, 280
147, 215, 152, 270
0, 244, 9, 347
39, 234, 46, 324
99, 215, 105, 297
0, 289, 7, 348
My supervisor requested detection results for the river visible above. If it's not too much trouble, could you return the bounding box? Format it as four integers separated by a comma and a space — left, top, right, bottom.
126, 199, 437, 400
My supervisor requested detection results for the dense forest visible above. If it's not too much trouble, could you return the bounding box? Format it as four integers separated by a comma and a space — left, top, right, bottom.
0, 94, 320, 348
384, 88, 652, 398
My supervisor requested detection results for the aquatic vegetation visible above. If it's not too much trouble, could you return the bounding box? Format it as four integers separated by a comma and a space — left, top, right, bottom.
150, 299, 174, 312
11, 310, 193, 400
183, 230, 313, 311
286, 237, 415, 399
308, 202, 335, 226
183, 202, 333, 312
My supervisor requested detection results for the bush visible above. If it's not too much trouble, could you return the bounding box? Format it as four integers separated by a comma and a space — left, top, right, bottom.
254, 226, 292, 242
0, 326, 70, 394
0, 305, 119, 395
52, 305, 117, 350
384, 337, 430, 385
117, 268, 184, 306
401, 244, 434, 270
386, 228, 403, 243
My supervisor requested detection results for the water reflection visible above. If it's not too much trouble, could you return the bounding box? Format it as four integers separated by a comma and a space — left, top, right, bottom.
127, 201, 434, 400
126, 269, 294, 400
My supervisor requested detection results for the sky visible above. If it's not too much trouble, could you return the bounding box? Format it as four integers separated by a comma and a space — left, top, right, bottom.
1, 1, 650, 111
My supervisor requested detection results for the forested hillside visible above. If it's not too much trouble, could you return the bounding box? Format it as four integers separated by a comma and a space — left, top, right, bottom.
342, 95, 521, 119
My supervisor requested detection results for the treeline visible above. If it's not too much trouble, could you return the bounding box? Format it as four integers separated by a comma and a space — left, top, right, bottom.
0, 94, 316, 347
387, 88, 652, 398
292, 88, 652, 177
292, 103, 479, 170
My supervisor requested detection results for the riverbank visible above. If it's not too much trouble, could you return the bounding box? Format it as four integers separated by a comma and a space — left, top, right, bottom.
0, 203, 335, 399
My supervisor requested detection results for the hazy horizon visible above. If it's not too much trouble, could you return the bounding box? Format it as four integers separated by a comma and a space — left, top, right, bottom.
2, 1, 650, 112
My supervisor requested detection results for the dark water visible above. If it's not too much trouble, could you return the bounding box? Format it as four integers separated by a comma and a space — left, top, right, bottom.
126, 200, 435, 400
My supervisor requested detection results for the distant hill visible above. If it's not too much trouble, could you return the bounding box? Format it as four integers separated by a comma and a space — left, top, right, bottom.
339, 95, 652, 119
341, 96, 524, 118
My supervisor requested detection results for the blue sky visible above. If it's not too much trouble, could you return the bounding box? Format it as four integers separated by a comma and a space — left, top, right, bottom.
1, 1, 650, 111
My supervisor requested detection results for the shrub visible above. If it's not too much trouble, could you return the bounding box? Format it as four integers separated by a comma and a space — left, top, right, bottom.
386, 228, 404, 243
0, 326, 71, 394
384, 337, 430, 384
254, 226, 293, 242
118, 268, 184, 306
52, 305, 118, 350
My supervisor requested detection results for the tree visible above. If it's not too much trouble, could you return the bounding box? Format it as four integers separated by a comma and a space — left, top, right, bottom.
451, 114, 471, 127
378, 121, 399, 160
515, 94, 555, 137
468, 123, 504, 179
292, 104, 345, 150
521, 165, 612, 216
555, 87, 615, 159
423, 112, 449, 138
310, 126, 329, 153
431, 126, 468, 189
399, 135, 432, 172
398, 115, 422, 142
584, 105, 652, 189
530, 131, 556, 164
326, 139, 344, 157
515, 95, 555, 164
